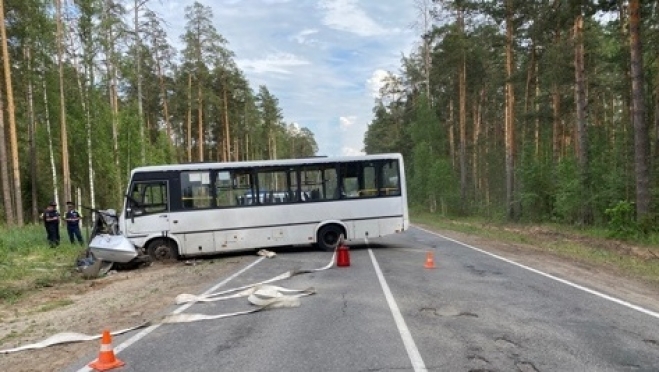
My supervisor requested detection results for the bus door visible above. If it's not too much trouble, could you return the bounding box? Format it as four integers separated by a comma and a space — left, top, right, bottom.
125, 180, 171, 237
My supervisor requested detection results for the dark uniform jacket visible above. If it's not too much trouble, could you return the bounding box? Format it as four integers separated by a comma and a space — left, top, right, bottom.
43, 209, 60, 226
65, 209, 82, 227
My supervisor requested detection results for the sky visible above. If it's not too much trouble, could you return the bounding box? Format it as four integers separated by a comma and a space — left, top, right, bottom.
150, 0, 419, 156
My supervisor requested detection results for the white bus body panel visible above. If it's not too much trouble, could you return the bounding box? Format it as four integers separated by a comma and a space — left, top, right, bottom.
166, 197, 404, 256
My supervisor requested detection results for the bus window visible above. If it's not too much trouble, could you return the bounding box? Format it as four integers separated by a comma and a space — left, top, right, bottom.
380, 160, 401, 196
340, 162, 377, 198
360, 163, 377, 197
324, 167, 339, 200
217, 170, 253, 207
301, 165, 338, 201
181, 171, 212, 209
257, 168, 292, 204
129, 181, 168, 215
301, 167, 322, 201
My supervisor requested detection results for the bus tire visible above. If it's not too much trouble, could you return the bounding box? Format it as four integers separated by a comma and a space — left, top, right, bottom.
147, 239, 178, 261
317, 224, 343, 252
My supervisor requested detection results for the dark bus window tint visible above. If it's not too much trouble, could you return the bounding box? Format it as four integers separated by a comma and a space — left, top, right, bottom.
257, 168, 292, 204
324, 167, 339, 200
181, 171, 212, 209
340, 162, 377, 199
360, 163, 377, 197
300, 168, 322, 201
217, 170, 254, 207
340, 163, 360, 199
380, 160, 401, 196
129, 181, 168, 214
289, 169, 300, 202
300, 165, 338, 201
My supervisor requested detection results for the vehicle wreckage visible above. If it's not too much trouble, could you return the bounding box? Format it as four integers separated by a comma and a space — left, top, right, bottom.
77, 208, 151, 278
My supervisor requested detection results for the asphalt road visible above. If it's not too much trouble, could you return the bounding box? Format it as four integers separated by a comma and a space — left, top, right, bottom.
66, 227, 659, 372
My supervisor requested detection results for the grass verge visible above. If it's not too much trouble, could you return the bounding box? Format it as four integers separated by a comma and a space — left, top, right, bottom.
411, 211, 659, 286
0, 224, 83, 305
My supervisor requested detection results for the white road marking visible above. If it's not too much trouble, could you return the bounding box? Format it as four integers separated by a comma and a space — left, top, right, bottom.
369, 249, 427, 372
76, 257, 266, 372
415, 225, 659, 320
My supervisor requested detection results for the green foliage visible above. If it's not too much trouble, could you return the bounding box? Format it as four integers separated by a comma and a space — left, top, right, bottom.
0, 224, 81, 304
0, 0, 316, 225
518, 156, 555, 222
552, 157, 582, 224
605, 201, 638, 239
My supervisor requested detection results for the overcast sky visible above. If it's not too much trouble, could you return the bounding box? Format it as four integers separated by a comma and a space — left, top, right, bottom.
150, 0, 419, 156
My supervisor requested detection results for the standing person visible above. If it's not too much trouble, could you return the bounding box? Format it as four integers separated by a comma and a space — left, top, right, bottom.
65, 201, 84, 245
43, 201, 61, 247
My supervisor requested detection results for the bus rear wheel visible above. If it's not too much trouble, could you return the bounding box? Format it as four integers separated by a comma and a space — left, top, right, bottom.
147, 239, 178, 261
317, 225, 343, 252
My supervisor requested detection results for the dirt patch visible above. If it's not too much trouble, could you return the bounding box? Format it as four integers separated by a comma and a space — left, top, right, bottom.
0, 256, 250, 372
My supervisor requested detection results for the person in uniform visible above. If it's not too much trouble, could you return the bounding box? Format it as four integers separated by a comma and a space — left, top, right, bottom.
43, 201, 61, 247
65, 201, 84, 245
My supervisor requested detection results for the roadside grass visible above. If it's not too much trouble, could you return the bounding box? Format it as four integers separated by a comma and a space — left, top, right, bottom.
0, 224, 82, 305
411, 211, 659, 286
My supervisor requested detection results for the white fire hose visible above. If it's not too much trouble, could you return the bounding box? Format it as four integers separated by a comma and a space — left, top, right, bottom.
0, 249, 336, 354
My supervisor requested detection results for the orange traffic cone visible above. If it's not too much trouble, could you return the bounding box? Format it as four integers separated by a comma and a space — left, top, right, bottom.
336, 235, 350, 267
424, 251, 436, 269
88, 330, 125, 371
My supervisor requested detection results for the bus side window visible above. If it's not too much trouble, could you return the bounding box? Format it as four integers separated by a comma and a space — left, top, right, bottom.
181, 171, 212, 209
380, 160, 400, 196
129, 181, 168, 215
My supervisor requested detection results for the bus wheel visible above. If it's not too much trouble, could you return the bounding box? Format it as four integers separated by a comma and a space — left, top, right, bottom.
317, 225, 343, 252
147, 239, 178, 261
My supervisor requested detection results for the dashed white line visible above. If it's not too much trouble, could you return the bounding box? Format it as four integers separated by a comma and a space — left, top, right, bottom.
368, 249, 427, 372
76, 256, 266, 372
414, 225, 659, 320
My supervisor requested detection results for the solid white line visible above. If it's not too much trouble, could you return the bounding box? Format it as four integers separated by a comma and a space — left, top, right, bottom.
414, 225, 659, 320
368, 249, 427, 372
76, 257, 266, 372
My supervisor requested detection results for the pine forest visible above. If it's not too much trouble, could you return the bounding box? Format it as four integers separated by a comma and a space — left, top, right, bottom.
365, 0, 658, 236
0, 0, 318, 226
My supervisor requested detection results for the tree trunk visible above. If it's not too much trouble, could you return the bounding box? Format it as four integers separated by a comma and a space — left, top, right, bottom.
26, 46, 38, 222
629, 0, 650, 219
55, 0, 71, 205
458, 8, 467, 211
223, 84, 231, 162
523, 41, 535, 153
472, 88, 483, 195
154, 47, 172, 142
534, 60, 540, 156
655, 73, 659, 160
448, 99, 455, 168
552, 0, 562, 164
187, 74, 192, 162
1, 0, 23, 225
41, 69, 60, 208
0, 71, 14, 224
505, 0, 516, 221
197, 83, 203, 162
574, 13, 590, 224
135, 0, 146, 165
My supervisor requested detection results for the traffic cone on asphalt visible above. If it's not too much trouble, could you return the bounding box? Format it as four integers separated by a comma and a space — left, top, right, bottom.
336, 235, 350, 267
88, 329, 125, 371
424, 251, 436, 269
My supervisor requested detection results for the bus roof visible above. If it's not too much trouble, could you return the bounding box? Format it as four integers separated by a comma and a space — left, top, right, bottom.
130, 153, 403, 175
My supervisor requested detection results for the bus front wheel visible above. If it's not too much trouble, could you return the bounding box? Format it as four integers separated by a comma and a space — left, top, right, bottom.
147, 239, 178, 261
317, 225, 344, 252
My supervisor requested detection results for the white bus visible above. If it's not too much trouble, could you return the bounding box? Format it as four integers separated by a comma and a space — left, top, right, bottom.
119, 153, 409, 260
